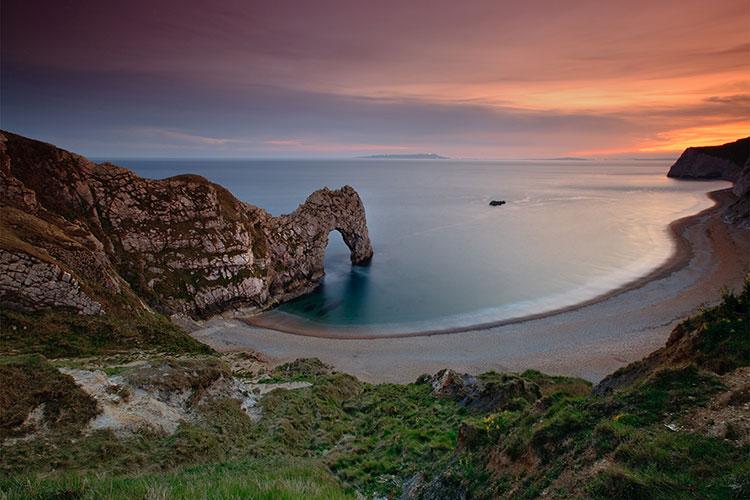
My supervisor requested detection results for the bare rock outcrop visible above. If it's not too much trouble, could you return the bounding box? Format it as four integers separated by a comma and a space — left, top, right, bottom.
426, 369, 542, 412
267, 186, 373, 302
0, 249, 103, 315
0, 130, 373, 318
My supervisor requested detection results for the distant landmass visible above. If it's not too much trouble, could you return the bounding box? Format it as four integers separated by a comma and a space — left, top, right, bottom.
359, 153, 449, 159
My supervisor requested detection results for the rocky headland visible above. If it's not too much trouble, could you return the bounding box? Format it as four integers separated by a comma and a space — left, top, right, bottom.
0, 131, 373, 321
668, 136, 749, 225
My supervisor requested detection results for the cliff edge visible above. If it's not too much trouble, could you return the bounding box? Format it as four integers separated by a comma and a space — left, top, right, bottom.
667, 137, 750, 225
0, 131, 373, 319
667, 137, 748, 181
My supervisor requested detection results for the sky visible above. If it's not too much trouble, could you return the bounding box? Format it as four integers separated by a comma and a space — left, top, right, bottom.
1, 0, 748, 158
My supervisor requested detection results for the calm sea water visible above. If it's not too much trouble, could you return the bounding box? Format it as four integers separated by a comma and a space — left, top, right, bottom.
113, 158, 729, 333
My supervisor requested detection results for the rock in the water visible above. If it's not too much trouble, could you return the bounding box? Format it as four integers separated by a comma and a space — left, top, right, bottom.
489, 200, 506, 206
0, 131, 374, 318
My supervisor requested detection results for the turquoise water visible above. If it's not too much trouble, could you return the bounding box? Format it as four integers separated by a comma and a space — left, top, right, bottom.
115, 158, 729, 333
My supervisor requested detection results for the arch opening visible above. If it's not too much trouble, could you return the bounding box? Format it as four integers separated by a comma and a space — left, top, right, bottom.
324, 229, 352, 270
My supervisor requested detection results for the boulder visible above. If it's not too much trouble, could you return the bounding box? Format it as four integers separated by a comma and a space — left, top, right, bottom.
427, 369, 541, 412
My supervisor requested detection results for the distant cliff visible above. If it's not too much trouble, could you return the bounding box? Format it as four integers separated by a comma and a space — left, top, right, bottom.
359, 153, 448, 159
667, 137, 749, 225
0, 131, 373, 319
667, 137, 748, 181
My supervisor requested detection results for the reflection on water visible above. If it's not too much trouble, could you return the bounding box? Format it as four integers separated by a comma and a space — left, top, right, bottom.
117, 158, 731, 331
288, 241, 372, 322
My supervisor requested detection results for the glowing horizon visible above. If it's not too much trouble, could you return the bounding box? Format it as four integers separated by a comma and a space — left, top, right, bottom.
2, 0, 748, 158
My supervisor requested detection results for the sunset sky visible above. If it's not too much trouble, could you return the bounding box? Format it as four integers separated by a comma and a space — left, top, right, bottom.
2, 0, 748, 158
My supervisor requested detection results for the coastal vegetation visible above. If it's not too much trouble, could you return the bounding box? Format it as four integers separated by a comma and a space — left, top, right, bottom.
1, 277, 747, 498
0, 308, 211, 358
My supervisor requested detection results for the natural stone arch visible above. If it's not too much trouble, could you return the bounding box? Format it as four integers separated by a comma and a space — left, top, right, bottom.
0, 130, 375, 317
266, 186, 374, 301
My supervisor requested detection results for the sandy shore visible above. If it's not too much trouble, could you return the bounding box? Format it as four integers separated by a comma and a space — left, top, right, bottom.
191, 189, 749, 383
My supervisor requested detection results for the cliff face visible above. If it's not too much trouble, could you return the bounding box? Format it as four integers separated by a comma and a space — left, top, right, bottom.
667, 137, 750, 225
725, 157, 750, 225
0, 131, 373, 318
667, 137, 748, 181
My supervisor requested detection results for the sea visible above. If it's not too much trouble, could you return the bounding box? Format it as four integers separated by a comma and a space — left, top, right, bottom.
112, 158, 730, 335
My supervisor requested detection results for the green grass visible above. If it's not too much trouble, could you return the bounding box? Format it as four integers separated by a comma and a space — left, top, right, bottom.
690, 279, 750, 374
0, 354, 98, 441
439, 370, 749, 499
255, 367, 471, 495
0, 458, 353, 499
0, 361, 472, 497
590, 431, 750, 499
0, 308, 212, 357
411, 280, 750, 498
2, 279, 748, 498
519, 369, 593, 397
329, 381, 468, 495
611, 364, 725, 426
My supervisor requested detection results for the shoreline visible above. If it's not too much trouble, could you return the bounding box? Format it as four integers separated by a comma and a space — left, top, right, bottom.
242, 189, 726, 340
192, 187, 748, 383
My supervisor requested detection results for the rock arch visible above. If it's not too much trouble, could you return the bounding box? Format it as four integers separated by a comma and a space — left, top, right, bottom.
266, 186, 374, 301
0, 130, 375, 317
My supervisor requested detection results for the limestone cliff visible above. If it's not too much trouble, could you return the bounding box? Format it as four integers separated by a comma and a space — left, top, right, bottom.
667, 137, 749, 225
0, 131, 373, 318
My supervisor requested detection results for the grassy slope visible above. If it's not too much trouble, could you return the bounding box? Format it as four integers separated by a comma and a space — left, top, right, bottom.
0, 357, 474, 498
0, 308, 211, 357
0, 280, 747, 499
424, 278, 750, 499
1, 459, 351, 500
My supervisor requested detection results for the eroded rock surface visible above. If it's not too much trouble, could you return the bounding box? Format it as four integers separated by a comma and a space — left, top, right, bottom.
57, 360, 312, 436
0, 249, 103, 315
0, 131, 373, 318
427, 369, 542, 412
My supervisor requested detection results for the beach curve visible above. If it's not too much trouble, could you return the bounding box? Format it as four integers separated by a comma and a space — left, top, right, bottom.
241, 189, 736, 339
191, 187, 749, 383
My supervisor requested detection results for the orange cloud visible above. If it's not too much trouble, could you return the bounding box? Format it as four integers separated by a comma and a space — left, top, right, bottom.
4, 0, 749, 157
637, 122, 750, 152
